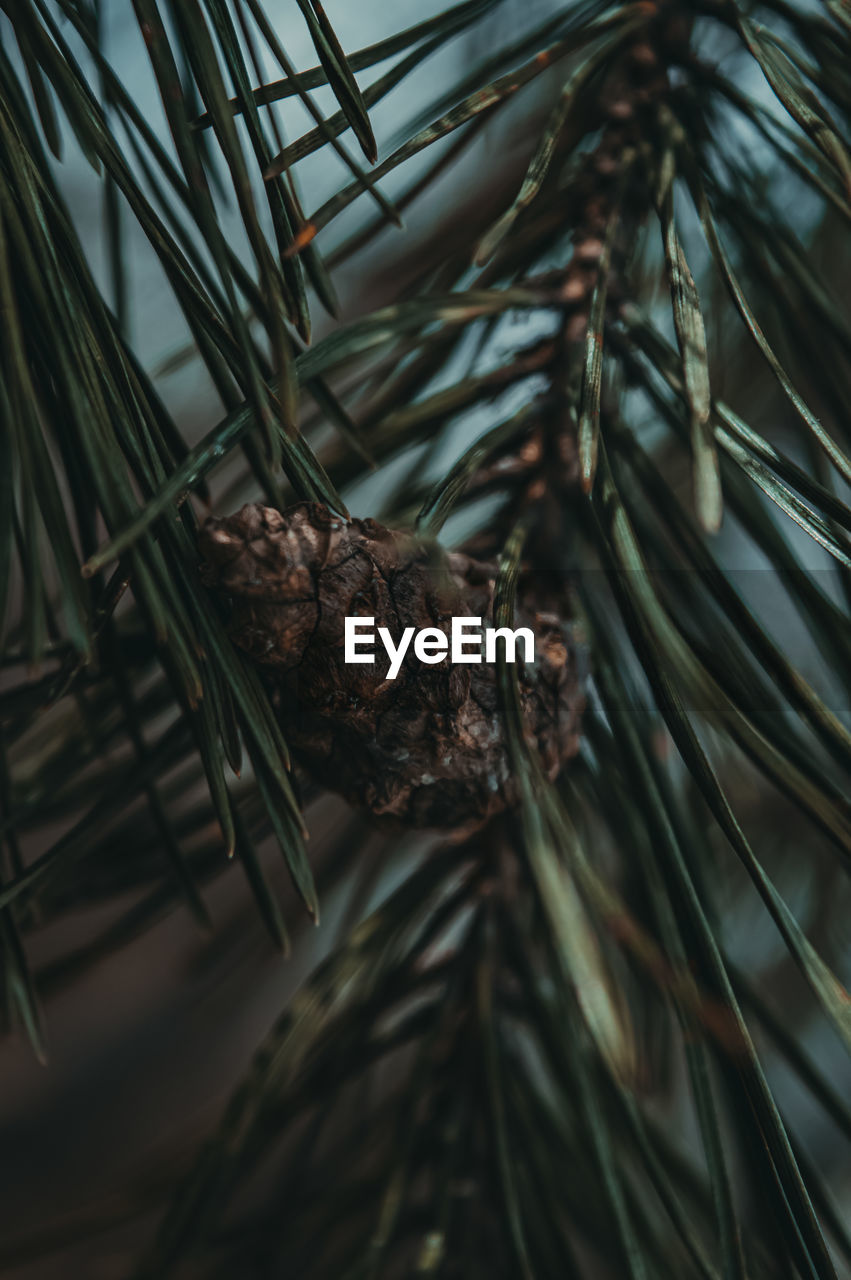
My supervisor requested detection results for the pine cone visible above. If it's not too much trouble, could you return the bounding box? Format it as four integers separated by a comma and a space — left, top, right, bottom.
200, 503, 583, 828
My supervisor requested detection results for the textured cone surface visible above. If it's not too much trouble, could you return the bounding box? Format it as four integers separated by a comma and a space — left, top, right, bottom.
200, 503, 583, 827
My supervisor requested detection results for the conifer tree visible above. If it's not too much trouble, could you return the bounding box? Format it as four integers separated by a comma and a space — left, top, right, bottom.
1, 0, 850, 1276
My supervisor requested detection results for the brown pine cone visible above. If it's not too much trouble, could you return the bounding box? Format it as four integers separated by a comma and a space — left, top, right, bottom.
200, 503, 583, 829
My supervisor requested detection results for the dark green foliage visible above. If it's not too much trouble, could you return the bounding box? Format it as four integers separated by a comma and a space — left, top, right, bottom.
0, 0, 850, 1276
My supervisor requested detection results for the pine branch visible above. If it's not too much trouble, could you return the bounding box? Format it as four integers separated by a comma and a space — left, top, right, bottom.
0, 0, 850, 1275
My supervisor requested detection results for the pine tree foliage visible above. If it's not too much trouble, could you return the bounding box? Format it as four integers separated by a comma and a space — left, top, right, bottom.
1, 0, 850, 1275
